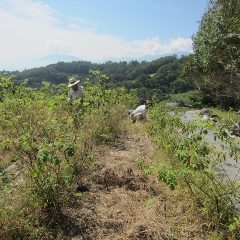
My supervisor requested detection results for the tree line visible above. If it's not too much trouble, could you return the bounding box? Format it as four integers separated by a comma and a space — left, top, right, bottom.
1, 55, 192, 102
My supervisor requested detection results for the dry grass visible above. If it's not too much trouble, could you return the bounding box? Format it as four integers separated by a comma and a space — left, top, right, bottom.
62, 121, 213, 239
0, 115, 219, 239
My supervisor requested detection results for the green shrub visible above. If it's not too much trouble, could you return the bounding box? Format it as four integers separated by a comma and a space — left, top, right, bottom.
0, 73, 137, 239
147, 103, 240, 236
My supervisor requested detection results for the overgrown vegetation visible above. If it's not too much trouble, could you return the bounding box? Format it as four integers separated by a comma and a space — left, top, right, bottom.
146, 104, 240, 238
168, 90, 204, 108
0, 72, 137, 239
1, 1, 239, 238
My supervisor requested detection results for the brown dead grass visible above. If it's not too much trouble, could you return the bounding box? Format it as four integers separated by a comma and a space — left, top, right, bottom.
60, 121, 213, 240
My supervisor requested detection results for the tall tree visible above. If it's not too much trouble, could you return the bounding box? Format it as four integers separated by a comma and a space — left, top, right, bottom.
181, 0, 240, 108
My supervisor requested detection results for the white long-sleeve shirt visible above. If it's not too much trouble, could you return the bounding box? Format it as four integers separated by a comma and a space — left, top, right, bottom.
130, 104, 147, 119
68, 85, 84, 103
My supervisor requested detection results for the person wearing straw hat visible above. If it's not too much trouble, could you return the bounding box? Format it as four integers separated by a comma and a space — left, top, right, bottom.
67, 76, 84, 103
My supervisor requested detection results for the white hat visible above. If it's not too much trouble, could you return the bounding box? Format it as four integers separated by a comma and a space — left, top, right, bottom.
68, 77, 80, 87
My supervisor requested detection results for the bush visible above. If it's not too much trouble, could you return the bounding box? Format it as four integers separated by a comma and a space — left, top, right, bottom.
147, 103, 240, 237
0, 73, 137, 239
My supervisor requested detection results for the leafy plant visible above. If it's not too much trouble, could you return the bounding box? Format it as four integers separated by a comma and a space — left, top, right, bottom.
0, 73, 138, 238
147, 103, 240, 236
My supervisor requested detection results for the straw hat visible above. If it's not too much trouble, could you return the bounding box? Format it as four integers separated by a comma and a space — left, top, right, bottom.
68, 77, 80, 87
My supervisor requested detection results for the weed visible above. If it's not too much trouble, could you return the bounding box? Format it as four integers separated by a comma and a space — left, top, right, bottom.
0, 73, 138, 239
147, 103, 240, 237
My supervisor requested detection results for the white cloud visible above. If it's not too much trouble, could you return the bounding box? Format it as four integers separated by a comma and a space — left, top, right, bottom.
7, 0, 55, 23
0, 0, 192, 63
130, 37, 192, 57
165, 37, 193, 53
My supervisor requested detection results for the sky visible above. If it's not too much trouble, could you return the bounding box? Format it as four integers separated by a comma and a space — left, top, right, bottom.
0, 0, 209, 70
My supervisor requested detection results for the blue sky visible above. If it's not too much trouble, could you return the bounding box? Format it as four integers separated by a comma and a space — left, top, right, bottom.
0, 0, 209, 69
40, 0, 208, 41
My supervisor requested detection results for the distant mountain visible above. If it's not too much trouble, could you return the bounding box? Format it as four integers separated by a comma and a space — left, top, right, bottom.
0, 54, 81, 71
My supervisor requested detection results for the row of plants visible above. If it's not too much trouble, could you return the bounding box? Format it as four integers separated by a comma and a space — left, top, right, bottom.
146, 104, 240, 239
0, 71, 137, 239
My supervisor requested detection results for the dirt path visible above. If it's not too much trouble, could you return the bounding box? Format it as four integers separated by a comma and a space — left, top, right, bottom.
62, 127, 210, 240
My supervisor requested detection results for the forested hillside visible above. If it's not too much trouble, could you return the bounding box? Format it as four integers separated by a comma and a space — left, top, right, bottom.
1, 55, 193, 101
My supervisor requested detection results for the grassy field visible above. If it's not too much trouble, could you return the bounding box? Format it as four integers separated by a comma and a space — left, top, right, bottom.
1, 75, 239, 239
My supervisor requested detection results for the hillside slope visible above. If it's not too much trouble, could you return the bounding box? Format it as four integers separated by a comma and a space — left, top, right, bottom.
9, 55, 192, 100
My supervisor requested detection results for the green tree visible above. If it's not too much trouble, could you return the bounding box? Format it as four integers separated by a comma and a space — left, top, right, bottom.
181, 0, 240, 108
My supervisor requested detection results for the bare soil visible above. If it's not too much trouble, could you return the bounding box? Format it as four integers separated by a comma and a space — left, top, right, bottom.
59, 126, 211, 240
